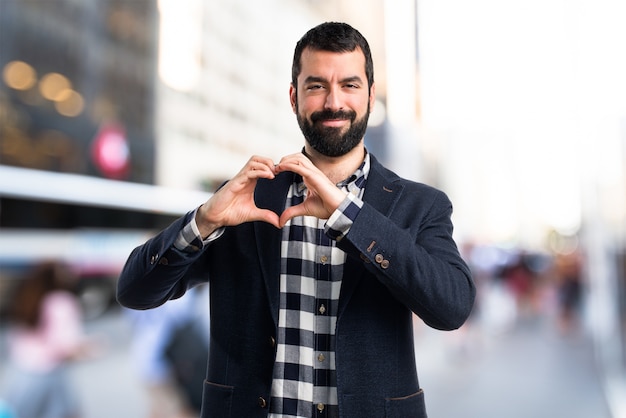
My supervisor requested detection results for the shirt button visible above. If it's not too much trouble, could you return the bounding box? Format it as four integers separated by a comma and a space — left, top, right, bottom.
318, 353, 325, 362
150, 254, 158, 264
319, 304, 326, 315
317, 403, 325, 412
258, 397, 268, 408
320, 255, 328, 264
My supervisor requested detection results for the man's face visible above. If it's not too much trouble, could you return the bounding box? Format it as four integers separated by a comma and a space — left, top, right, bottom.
291, 48, 375, 157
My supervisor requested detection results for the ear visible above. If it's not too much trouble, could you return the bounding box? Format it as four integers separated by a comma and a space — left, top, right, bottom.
289, 83, 297, 114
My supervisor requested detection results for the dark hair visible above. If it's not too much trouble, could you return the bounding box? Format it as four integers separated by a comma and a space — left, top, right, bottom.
7, 261, 76, 328
291, 22, 374, 90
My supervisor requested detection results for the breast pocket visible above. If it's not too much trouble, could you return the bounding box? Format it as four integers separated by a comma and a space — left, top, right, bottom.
385, 389, 427, 418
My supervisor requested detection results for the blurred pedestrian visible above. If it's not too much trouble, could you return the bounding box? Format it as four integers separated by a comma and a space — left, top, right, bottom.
1, 261, 97, 418
117, 22, 475, 418
554, 249, 584, 334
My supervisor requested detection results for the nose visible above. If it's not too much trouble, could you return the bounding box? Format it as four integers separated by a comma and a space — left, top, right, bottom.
324, 87, 343, 111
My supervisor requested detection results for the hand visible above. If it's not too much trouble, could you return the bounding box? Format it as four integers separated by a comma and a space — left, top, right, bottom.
195, 156, 280, 236
274, 153, 347, 228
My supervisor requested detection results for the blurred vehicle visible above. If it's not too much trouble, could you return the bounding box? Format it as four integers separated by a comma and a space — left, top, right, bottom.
0, 165, 210, 320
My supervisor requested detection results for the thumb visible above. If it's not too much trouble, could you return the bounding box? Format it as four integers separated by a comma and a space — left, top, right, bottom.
253, 208, 281, 229
278, 204, 306, 228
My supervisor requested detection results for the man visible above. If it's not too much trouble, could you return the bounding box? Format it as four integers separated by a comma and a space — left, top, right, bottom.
117, 22, 475, 418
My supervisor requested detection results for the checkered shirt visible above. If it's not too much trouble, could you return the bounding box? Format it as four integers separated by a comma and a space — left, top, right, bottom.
269, 154, 369, 418
173, 153, 370, 418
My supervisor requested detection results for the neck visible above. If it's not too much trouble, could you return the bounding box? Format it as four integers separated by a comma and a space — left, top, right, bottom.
304, 143, 366, 184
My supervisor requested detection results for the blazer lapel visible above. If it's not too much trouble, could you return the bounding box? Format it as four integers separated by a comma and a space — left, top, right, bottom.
253, 172, 294, 327
338, 156, 405, 316
361, 156, 404, 215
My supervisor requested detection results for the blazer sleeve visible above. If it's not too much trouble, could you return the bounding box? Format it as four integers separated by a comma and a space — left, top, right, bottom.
340, 186, 475, 331
116, 211, 209, 310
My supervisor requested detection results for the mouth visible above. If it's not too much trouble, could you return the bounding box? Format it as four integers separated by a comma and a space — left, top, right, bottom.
311, 110, 355, 128
319, 118, 349, 128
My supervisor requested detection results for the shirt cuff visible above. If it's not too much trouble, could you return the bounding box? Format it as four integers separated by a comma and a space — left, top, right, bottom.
174, 207, 225, 252
325, 192, 363, 241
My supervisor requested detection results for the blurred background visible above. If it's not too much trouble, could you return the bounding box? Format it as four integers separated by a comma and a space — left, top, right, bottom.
0, 0, 624, 417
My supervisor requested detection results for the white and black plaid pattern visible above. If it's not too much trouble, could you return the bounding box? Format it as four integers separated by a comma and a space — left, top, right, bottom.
270, 155, 369, 418
174, 210, 223, 252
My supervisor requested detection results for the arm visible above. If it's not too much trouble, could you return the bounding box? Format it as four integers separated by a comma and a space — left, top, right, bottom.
116, 212, 206, 310
117, 155, 281, 310
274, 153, 475, 330
342, 188, 475, 330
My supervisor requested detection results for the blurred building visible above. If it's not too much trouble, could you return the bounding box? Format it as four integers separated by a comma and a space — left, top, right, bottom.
0, 0, 158, 184
0, 0, 400, 191
0, 0, 162, 233
155, 0, 319, 190
0, 0, 166, 317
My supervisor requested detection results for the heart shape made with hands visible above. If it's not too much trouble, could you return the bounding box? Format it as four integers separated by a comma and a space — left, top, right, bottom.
253, 172, 339, 229
197, 153, 347, 234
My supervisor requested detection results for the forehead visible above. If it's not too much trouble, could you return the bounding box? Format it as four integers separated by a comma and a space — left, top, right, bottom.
298, 47, 367, 82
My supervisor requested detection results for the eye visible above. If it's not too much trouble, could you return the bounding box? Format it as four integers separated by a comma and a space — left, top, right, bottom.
306, 84, 324, 91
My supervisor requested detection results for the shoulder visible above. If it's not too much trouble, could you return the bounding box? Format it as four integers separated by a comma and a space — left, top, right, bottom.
369, 154, 450, 201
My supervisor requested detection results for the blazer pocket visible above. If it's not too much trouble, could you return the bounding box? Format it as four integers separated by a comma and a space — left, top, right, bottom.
200, 380, 234, 418
385, 389, 427, 418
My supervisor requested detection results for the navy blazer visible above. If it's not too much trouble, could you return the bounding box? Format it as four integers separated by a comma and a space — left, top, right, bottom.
117, 155, 475, 418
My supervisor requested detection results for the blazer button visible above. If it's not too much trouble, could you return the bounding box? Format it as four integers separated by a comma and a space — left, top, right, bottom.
375, 254, 384, 264
380, 259, 390, 269
269, 336, 276, 348
158, 257, 169, 265
258, 397, 268, 408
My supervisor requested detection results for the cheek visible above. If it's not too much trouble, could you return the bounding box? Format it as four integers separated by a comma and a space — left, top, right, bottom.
298, 97, 321, 117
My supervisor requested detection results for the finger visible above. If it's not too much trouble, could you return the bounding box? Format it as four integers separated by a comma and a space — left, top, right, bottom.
252, 209, 281, 229
240, 155, 275, 174
246, 166, 275, 180
278, 204, 306, 228
274, 156, 312, 175
249, 155, 275, 167
247, 160, 276, 177
232, 161, 275, 185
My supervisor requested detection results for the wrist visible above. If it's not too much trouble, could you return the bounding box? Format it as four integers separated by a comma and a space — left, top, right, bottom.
195, 205, 221, 239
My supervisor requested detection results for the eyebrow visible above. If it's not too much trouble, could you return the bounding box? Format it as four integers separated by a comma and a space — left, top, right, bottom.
303, 75, 364, 85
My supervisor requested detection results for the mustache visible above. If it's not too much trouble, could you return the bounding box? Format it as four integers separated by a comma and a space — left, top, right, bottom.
310, 109, 356, 123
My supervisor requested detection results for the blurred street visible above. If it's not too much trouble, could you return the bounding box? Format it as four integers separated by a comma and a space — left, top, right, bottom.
414, 315, 612, 417
1, 303, 612, 418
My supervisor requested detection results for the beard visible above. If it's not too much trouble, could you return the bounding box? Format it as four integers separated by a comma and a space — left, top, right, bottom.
296, 105, 370, 157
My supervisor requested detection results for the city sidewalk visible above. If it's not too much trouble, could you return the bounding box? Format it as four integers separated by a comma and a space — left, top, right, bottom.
413, 314, 613, 418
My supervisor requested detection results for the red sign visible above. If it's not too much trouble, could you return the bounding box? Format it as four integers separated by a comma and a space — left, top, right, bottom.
91, 124, 130, 179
